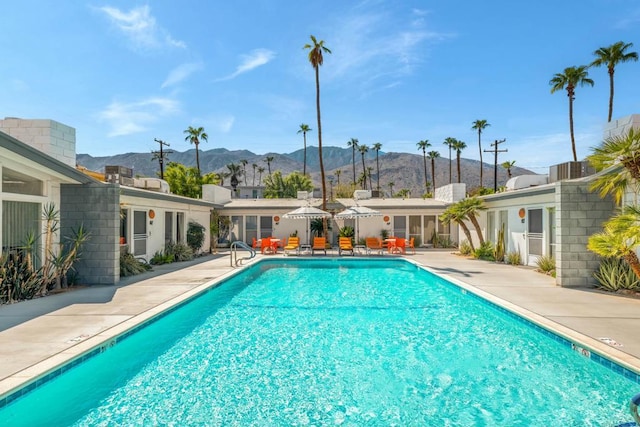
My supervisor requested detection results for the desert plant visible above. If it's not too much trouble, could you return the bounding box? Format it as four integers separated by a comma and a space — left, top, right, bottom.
459, 240, 473, 256
380, 229, 390, 240
120, 252, 151, 277
0, 254, 42, 303
593, 257, 640, 292
339, 226, 355, 238
150, 250, 174, 265
186, 221, 206, 253
166, 241, 194, 262
536, 255, 556, 276
473, 241, 495, 261
506, 251, 522, 265
494, 223, 505, 262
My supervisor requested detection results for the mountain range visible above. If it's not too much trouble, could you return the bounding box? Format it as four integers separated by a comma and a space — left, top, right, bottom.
77, 146, 535, 197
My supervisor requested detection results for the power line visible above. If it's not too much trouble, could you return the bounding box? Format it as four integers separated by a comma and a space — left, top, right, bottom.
152, 138, 173, 179
484, 139, 507, 192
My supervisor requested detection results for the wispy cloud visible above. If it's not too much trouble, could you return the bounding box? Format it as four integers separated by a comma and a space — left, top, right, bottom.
614, 7, 640, 29
216, 49, 275, 81
98, 5, 185, 51
322, 6, 452, 90
98, 97, 180, 137
161, 62, 203, 88
209, 115, 235, 133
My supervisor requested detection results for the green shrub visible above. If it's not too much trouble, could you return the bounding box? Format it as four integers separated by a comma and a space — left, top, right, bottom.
166, 241, 194, 262
150, 250, 173, 265
593, 257, 640, 292
536, 255, 556, 276
506, 251, 521, 265
459, 240, 473, 256
339, 226, 355, 238
186, 221, 206, 253
120, 252, 151, 277
473, 241, 495, 261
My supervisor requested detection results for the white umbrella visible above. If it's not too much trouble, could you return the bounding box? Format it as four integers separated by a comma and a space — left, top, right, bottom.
335, 205, 382, 241
282, 206, 331, 244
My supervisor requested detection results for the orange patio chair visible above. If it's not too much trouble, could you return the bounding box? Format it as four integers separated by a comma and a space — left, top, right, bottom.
312, 237, 326, 255
261, 237, 273, 254
395, 238, 406, 254
338, 236, 354, 256
252, 237, 261, 250
365, 237, 384, 255
408, 237, 416, 254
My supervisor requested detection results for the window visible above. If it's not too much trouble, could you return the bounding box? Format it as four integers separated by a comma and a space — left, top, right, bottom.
393, 216, 406, 238
2, 201, 40, 265
165, 211, 173, 244
2, 168, 43, 196
246, 216, 258, 243
260, 216, 273, 238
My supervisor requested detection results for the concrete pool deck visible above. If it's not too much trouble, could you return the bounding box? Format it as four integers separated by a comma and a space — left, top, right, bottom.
1, 249, 640, 398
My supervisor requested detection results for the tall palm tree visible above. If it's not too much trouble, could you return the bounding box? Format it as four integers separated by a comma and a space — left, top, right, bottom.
183, 126, 208, 174
358, 144, 369, 190
372, 142, 382, 192
335, 169, 342, 186
416, 140, 431, 192
591, 41, 638, 122
239, 159, 248, 186
297, 123, 312, 175
304, 35, 331, 236
587, 127, 640, 204
367, 166, 374, 191
501, 160, 516, 179
226, 163, 243, 195
252, 163, 257, 186
427, 151, 440, 196
550, 65, 594, 162
257, 166, 265, 185
471, 119, 490, 188
452, 139, 467, 183
264, 155, 274, 176
443, 137, 456, 184
388, 181, 395, 198
347, 138, 359, 186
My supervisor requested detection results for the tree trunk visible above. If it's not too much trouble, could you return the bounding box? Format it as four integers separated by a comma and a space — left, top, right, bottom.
478, 131, 483, 187
315, 66, 328, 237
624, 251, 640, 281
468, 215, 485, 245
608, 67, 614, 123
431, 158, 436, 198
568, 86, 577, 162
303, 133, 307, 176
195, 142, 201, 174
458, 220, 475, 252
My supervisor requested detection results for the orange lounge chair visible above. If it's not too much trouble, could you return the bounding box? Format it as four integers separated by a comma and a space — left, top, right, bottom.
338, 237, 354, 256
284, 236, 300, 255
365, 237, 384, 255
312, 237, 326, 255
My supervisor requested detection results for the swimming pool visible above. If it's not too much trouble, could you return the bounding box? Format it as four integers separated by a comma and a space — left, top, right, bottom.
0, 258, 638, 426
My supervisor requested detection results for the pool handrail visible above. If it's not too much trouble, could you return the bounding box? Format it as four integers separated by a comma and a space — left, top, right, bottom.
230, 241, 256, 266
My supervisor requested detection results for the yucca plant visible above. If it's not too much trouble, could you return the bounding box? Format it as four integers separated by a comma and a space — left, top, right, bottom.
120, 252, 151, 277
593, 257, 640, 292
506, 251, 522, 265
536, 255, 556, 276
458, 240, 473, 256
474, 241, 495, 261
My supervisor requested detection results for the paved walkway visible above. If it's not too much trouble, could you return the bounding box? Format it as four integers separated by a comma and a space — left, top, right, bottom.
1, 249, 640, 398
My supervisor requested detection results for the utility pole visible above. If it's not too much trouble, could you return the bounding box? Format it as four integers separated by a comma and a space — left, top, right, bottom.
484, 138, 507, 192
152, 138, 173, 179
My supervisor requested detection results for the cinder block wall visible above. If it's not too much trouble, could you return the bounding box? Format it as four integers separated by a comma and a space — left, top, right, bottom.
0, 118, 76, 167
555, 181, 615, 288
60, 183, 120, 285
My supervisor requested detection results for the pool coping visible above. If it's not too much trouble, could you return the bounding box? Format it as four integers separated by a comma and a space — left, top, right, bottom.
1, 252, 640, 405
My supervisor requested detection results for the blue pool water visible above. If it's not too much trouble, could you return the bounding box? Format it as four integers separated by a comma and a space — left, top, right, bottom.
0, 259, 638, 426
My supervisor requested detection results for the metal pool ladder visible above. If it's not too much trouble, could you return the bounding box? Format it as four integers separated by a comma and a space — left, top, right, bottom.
230, 241, 256, 267
616, 392, 640, 427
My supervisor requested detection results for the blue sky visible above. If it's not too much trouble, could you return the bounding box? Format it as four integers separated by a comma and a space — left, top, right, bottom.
2, 1, 640, 173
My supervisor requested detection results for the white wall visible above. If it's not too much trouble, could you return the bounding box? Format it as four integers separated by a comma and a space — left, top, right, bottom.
0, 118, 76, 167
